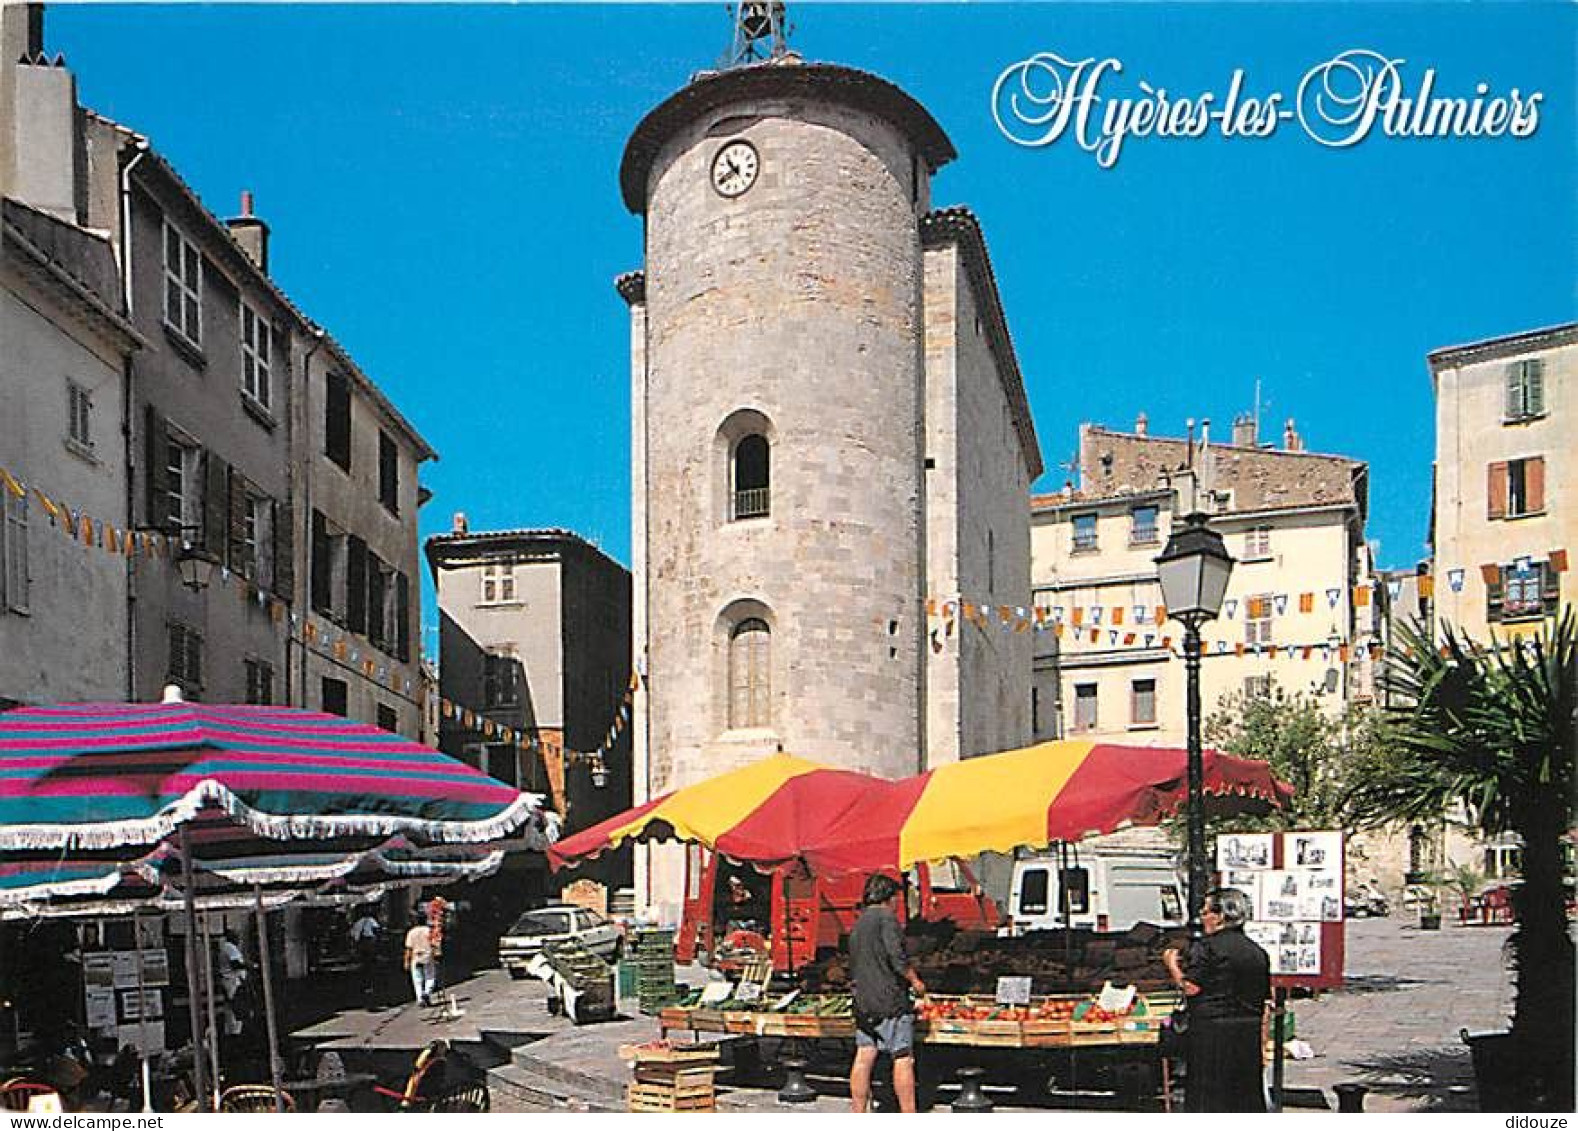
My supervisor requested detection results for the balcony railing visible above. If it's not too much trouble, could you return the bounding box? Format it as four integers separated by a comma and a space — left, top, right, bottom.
732, 487, 770, 520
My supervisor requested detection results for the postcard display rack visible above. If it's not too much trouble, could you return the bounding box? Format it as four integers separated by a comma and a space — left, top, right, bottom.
82, 918, 171, 1054
1215, 830, 1345, 992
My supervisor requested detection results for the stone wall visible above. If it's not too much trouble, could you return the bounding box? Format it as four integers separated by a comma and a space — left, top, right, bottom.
641, 96, 927, 787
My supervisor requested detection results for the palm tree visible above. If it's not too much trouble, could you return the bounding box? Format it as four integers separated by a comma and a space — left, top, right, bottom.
1345, 609, 1575, 1111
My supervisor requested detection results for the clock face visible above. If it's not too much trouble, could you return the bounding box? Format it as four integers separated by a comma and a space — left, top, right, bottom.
711, 141, 759, 198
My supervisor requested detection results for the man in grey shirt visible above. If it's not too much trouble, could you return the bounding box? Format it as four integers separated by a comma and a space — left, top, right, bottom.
848, 873, 926, 1112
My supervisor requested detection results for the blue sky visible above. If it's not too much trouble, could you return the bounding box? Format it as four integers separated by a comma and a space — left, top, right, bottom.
49, 3, 1575, 643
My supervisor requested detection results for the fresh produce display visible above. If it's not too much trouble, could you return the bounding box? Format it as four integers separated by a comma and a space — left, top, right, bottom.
804, 921, 1187, 997
658, 989, 1179, 1048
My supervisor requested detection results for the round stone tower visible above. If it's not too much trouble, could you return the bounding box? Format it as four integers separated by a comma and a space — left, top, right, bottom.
621, 52, 956, 823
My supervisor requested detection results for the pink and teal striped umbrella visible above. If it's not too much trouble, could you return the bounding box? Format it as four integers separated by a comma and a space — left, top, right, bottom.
0, 703, 550, 850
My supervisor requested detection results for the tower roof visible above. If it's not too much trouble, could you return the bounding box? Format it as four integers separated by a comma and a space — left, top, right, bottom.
620, 61, 955, 214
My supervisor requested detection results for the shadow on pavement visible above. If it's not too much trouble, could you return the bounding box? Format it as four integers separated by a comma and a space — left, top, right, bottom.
1336, 973, 1439, 995
1342, 1046, 1478, 1112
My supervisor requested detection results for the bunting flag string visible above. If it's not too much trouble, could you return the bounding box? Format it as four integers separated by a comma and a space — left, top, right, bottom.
432, 664, 644, 772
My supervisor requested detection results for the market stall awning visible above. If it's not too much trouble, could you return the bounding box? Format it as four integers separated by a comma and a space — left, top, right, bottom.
548, 752, 882, 871
805, 740, 1292, 873
0, 806, 507, 916
0, 703, 553, 849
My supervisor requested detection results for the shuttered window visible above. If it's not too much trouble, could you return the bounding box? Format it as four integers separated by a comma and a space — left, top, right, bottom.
1490, 457, 1545, 518
728, 618, 771, 728
1, 492, 28, 613
1131, 679, 1157, 726
1072, 683, 1097, 732
379, 431, 399, 514
1504, 359, 1546, 421
325, 371, 351, 470
168, 624, 203, 691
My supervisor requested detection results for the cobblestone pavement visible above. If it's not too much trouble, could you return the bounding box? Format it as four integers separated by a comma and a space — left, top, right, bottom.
1276, 914, 1514, 1111
289, 916, 1516, 1113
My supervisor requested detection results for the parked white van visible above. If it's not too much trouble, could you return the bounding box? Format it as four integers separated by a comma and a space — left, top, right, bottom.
1005, 832, 1185, 933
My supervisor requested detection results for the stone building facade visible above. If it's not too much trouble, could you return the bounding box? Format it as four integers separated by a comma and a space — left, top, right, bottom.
0, 196, 141, 706
1428, 323, 1575, 643
0, 4, 433, 732
619, 53, 1040, 917
298, 331, 433, 737
426, 521, 633, 888
1030, 417, 1377, 747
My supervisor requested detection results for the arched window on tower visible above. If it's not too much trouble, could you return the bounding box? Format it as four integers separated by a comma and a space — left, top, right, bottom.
729, 617, 771, 728
731, 434, 770, 520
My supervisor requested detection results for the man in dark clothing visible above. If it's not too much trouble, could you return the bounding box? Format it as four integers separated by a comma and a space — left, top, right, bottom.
847, 873, 926, 1113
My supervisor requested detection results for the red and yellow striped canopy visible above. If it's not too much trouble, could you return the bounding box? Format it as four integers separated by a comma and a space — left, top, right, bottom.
548, 753, 879, 871
804, 739, 1292, 872
549, 743, 1289, 874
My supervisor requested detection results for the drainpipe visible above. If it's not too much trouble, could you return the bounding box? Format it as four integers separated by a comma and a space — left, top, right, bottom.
290, 327, 328, 708
120, 140, 148, 702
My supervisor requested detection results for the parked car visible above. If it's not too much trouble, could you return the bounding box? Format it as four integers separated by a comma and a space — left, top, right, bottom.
1344, 884, 1390, 918
499, 904, 622, 978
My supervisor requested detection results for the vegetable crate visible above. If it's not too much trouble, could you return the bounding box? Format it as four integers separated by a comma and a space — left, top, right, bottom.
628, 928, 680, 1015
623, 1043, 718, 1113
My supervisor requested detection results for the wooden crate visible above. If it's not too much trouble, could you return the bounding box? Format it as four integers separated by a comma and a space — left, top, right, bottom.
620, 1042, 720, 1066
1021, 1018, 1073, 1047
635, 1066, 716, 1089
658, 1007, 693, 1031
723, 1011, 757, 1034
1070, 1020, 1120, 1046
627, 1084, 715, 1113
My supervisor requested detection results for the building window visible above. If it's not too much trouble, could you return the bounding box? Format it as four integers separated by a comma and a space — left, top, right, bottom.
1489, 560, 1559, 623
1130, 505, 1159, 546
730, 434, 770, 520
379, 431, 399, 514
325, 371, 351, 471
1245, 594, 1274, 645
1244, 526, 1272, 560
244, 659, 273, 705
484, 653, 521, 709
321, 677, 348, 717
376, 703, 398, 733
163, 221, 202, 345
1072, 683, 1098, 732
1243, 675, 1272, 700
240, 301, 271, 410
728, 617, 771, 728
1505, 358, 1546, 422
481, 562, 516, 605
168, 624, 203, 692
67, 381, 92, 450
1, 492, 28, 614
1071, 513, 1098, 553
1130, 678, 1157, 727
310, 510, 347, 620
237, 493, 273, 586
1488, 456, 1545, 519
165, 438, 201, 540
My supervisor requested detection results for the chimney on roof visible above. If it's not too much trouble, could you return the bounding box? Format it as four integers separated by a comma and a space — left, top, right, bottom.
1135, 411, 1148, 437
1198, 418, 1210, 453
226, 189, 270, 273
1283, 418, 1303, 452
1232, 412, 1257, 448
452, 512, 468, 535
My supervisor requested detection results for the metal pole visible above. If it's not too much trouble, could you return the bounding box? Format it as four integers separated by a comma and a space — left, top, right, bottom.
253, 885, 285, 1113
132, 912, 153, 1113
199, 910, 222, 1109
178, 827, 209, 1110
1184, 621, 1208, 937
1270, 986, 1288, 1111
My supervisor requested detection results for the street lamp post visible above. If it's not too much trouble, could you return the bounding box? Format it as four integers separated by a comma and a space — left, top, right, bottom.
1155, 510, 1235, 938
